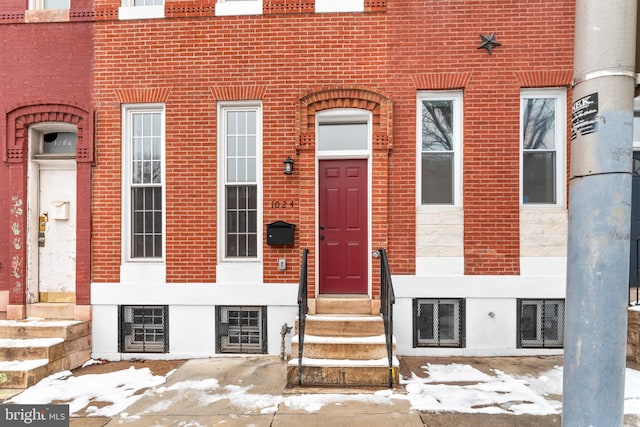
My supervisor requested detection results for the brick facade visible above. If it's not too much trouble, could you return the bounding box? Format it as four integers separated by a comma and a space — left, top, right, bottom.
89, 0, 575, 287
2, 0, 579, 356
0, 6, 93, 315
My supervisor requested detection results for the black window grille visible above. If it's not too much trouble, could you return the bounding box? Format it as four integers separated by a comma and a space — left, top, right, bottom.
119, 305, 168, 353
413, 298, 464, 348
216, 306, 267, 354
518, 299, 565, 348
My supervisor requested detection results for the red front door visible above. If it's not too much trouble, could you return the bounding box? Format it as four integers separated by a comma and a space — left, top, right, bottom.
319, 159, 368, 294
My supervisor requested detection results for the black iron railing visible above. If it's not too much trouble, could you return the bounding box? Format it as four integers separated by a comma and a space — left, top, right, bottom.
297, 248, 309, 386
377, 248, 396, 388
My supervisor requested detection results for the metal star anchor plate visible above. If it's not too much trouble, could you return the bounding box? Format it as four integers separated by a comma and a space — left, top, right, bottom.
478, 33, 501, 54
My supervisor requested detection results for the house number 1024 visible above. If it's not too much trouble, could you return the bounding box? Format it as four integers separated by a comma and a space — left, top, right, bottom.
271, 200, 294, 209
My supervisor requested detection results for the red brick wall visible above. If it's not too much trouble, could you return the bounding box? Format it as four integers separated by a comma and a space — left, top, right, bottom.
0, 17, 93, 300
91, 0, 575, 284
92, 7, 389, 283
387, 0, 574, 275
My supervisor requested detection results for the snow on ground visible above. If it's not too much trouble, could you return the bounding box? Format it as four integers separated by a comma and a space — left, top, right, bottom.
8, 366, 166, 417
5, 360, 640, 418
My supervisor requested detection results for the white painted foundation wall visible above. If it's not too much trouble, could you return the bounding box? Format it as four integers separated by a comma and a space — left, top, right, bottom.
91, 283, 298, 360
91, 256, 566, 360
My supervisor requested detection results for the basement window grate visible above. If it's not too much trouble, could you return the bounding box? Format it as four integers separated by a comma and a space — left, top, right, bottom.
216, 306, 266, 354
413, 298, 464, 348
518, 299, 565, 348
119, 305, 168, 353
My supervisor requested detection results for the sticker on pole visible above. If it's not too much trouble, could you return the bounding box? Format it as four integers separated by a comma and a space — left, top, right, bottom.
571, 93, 598, 140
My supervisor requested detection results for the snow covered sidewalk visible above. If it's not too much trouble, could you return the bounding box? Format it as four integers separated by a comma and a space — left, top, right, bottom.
1, 355, 640, 426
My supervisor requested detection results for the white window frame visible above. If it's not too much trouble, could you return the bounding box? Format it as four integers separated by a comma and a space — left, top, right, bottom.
28, 0, 70, 9
217, 101, 263, 262
121, 104, 166, 264
316, 108, 371, 158
520, 88, 566, 207
416, 91, 463, 207
119, 0, 164, 20
315, 0, 364, 13
215, 0, 263, 16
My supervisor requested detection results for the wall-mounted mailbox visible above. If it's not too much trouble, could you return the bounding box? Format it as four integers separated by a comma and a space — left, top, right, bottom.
266, 221, 295, 246
51, 201, 70, 220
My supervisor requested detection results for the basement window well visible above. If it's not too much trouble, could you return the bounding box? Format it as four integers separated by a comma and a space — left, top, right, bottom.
119, 305, 168, 353
216, 306, 266, 354
413, 298, 465, 348
517, 299, 564, 348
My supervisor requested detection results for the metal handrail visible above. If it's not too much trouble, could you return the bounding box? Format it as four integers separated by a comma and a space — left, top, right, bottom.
377, 248, 396, 387
297, 248, 309, 386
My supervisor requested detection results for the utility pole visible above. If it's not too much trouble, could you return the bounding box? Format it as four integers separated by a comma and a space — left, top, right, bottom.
563, 1, 637, 425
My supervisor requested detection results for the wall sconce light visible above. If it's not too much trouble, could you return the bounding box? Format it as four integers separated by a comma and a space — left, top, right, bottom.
283, 156, 294, 175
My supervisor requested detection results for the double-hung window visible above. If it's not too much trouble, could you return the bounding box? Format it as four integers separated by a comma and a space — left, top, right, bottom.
123, 105, 165, 261
29, 0, 70, 9
316, 0, 364, 13
219, 103, 261, 260
215, 0, 263, 16
417, 91, 463, 206
130, 0, 163, 4
119, 0, 164, 19
521, 89, 566, 205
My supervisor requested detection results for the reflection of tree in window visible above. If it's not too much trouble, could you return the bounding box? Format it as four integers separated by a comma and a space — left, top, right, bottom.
523, 98, 555, 150
422, 101, 453, 151
522, 98, 556, 204
421, 100, 454, 204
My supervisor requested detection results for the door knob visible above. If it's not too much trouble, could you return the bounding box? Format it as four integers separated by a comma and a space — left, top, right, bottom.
320, 235, 325, 240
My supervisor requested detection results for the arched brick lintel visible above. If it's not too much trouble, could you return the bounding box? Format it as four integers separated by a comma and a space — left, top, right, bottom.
297, 87, 393, 151
3, 102, 93, 312
5, 103, 94, 164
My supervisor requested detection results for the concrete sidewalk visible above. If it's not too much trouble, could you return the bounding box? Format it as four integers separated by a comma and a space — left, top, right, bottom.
27, 355, 640, 426
62, 355, 564, 427
72, 356, 422, 427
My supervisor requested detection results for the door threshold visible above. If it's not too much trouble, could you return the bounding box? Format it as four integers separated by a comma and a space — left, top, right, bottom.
318, 294, 370, 299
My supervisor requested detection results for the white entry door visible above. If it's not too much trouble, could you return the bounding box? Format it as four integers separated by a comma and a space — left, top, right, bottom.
34, 164, 76, 301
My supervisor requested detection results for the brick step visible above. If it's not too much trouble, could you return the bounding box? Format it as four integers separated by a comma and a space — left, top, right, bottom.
315, 297, 374, 315
0, 319, 91, 388
291, 334, 393, 360
286, 357, 399, 387
297, 315, 385, 337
